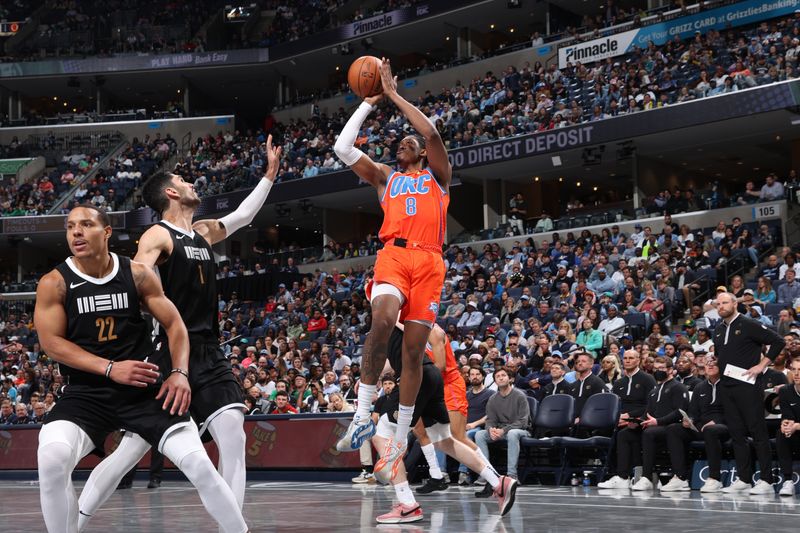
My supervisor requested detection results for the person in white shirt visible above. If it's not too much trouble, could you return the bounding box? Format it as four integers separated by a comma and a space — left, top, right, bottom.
598, 305, 626, 338
779, 254, 800, 280
458, 302, 484, 329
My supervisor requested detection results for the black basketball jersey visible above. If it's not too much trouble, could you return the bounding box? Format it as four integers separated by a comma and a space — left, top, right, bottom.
155, 221, 218, 338
387, 327, 434, 379
54, 253, 153, 386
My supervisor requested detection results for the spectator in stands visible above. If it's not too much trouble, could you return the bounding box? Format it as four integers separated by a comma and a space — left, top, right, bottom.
12, 403, 33, 424
598, 355, 621, 387
443, 293, 465, 320
508, 193, 527, 235
457, 301, 483, 330
761, 173, 785, 201
758, 254, 781, 280
754, 276, 777, 305
0, 399, 16, 424
778, 269, 800, 305
576, 318, 603, 358
535, 212, 553, 232
780, 253, 800, 280
598, 304, 625, 339
271, 391, 297, 414
473, 367, 530, 482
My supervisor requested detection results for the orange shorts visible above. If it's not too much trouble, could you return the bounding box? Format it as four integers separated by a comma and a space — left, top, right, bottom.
373, 245, 446, 324
443, 374, 468, 417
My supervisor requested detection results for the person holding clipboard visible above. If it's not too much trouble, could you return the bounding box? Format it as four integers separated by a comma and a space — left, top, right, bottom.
714, 292, 785, 495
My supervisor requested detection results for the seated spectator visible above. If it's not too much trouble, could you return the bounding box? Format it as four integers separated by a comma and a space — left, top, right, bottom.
780, 253, 800, 280
575, 319, 603, 358
754, 276, 777, 306
457, 301, 483, 329
760, 173, 785, 201
270, 390, 298, 414
0, 399, 16, 424
474, 367, 530, 483
778, 270, 800, 305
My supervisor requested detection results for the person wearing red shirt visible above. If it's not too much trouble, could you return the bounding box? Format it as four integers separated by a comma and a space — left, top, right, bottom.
270, 391, 297, 414
307, 309, 328, 333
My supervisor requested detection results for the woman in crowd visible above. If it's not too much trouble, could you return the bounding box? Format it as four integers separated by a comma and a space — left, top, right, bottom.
755, 276, 776, 305
599, 355, 621, 387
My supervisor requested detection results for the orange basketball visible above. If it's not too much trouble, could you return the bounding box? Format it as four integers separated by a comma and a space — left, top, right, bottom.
348, 56, 382, 99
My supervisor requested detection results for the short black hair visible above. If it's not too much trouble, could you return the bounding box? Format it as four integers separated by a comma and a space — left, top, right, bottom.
141, 171, 174, 215
275, 390, 289, 400
71, 202, 111, 227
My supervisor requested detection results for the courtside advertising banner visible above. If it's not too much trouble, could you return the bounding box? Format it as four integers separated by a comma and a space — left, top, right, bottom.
559, 0, 800, 68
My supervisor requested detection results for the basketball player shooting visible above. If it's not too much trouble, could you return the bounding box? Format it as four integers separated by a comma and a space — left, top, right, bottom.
334, 57, 452, 481
76, 136, 281, 530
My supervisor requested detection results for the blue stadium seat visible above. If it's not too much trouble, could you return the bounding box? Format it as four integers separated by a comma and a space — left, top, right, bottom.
558, 393, 620, 484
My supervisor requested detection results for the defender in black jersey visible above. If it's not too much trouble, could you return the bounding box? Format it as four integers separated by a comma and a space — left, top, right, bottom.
35, 205, 248, 533
370, 324, 517, 524
77, 136, 281, 526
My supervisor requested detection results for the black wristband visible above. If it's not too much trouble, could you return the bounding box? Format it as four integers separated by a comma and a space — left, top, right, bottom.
170, 368, 188, 378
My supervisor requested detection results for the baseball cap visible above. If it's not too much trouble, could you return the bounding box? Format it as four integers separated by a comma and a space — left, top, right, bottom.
558, 261, 568, 268
468, 353, 483, 361
743, 289, 754, 296
466, 301, 477, 308
634, 223, 642, 229
278, 283, 286, 288
682, 319, 696, 329
520, 295, 530, 301
259, 349, 269, 355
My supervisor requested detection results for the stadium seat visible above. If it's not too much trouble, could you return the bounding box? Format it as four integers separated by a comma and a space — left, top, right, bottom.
519, 394, 575, 483
558, 393, 621, 484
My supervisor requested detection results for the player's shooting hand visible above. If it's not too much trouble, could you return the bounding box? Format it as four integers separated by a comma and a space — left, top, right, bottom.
110, 360, 160, 388
156, 372, 192, 416
364, 93, 383, 106
264, 134, 282, 182
379, 57, 398, 96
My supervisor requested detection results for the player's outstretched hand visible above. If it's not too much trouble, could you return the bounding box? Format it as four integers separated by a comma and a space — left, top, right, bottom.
156, 372, 192, 416
110, 360, 160, 388
264, 134, 282, 182
379, 57, 398, 97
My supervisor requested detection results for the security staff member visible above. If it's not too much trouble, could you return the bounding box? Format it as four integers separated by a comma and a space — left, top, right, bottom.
599, 356, 687, 490
613, 350, 657, 428
776, 357, 800, 497
663, 356, 728, 493
714, 292, 785, 494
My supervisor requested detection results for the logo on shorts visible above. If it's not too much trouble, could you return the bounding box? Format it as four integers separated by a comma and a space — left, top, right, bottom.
428, 302, 439, 314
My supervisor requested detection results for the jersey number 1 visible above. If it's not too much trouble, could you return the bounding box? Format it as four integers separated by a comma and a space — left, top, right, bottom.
405, 197, 417, 216
96, 317, 117, 343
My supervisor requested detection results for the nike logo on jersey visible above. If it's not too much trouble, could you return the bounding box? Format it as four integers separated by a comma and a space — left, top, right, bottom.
70, 281, 87, 289
175, 234, 186, 239
699, 394, 707, 397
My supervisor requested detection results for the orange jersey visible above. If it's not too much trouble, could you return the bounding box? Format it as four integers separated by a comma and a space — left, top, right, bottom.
379, 167, 449, 248
425, 338, 461, 384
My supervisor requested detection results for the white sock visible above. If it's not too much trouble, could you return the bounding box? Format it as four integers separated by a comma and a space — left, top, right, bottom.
394, 404, 414, 442
207, 409, 247, 513
421, 443, 443, 480
394, 481, 416, 506
355, 383, 376, 422
480, 466, 500, 489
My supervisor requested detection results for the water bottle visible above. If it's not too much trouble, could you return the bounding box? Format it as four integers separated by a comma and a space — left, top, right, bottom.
583, 471, 591, 487
571, 473, 580, 486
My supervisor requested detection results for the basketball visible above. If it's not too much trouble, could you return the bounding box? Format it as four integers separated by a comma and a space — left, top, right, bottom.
348, 56, 382, 99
